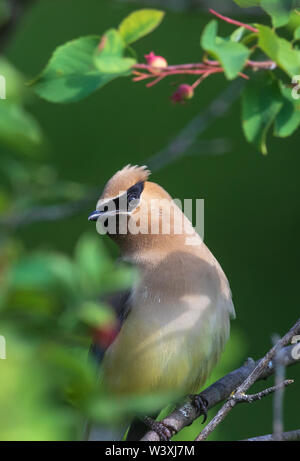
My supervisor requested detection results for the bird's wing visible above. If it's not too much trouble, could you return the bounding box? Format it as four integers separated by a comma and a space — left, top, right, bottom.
88, 290, 161, 441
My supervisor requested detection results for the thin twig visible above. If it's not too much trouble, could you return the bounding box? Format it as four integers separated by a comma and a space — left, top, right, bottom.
146, 75, 164, 88
209, 8, 258, 33
141, 341, 300, 441
247, 60, 276, 70
235, 320, 300, 394
195, 319, 300, 441
132, 59, 275, 89
134, 67, 224, 89
232, 379, 294, 403
0, 190, 99, 231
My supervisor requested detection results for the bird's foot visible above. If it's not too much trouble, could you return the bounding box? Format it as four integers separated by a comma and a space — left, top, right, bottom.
143, 416, 176, 441
189, 394, 208, 423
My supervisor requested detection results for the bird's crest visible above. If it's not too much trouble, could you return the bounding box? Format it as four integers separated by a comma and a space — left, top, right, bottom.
101, 165, 151, 199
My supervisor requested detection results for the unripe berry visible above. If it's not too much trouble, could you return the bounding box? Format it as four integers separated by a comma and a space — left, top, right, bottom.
144, 51, 168, 69
171, 84, 194, 103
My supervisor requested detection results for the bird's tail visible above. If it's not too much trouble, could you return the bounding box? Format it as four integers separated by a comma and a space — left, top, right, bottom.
84, 420, 129, 441
126, 418, 150, 441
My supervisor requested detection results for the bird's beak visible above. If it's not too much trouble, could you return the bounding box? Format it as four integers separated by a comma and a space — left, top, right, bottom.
88, 210, 102, 222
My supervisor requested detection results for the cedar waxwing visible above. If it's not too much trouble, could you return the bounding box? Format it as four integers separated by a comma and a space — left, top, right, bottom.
87, 165, 235, 440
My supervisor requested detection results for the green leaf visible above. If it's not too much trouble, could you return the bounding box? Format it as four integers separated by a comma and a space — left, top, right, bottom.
94, 29, 136, 74
230, 26, 249, 43
274, 82, 300, 137
98, 29, 124, 57
77, 301, 115, 328
233, 0, 261, 6
242, 73, 283, 154
258, 25, 300, 77
0, 330, 73, 441
119, 9, 165, 44
294, 25, 300, 40
95, 55, 135, 74
41, 253, 78, 294
201, 20, 250, 79
0, 57, 28, 103
31, 36, 123, 103
261, 0, 293, 28
8, 253, 76, 291
0, 101, 43, 155
74, 233, 110, 294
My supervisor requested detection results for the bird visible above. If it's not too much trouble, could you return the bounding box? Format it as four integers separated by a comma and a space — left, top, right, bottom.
87, 164, 235, 440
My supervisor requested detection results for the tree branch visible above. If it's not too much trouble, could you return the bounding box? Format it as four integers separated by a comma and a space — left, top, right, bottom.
141, 323, 300, 441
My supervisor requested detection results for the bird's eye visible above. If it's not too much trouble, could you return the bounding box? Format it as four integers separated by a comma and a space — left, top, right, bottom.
126, 181, 144, 210
128, 193, 138, 202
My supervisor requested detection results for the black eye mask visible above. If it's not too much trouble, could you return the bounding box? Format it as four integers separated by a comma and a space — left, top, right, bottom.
111, 181, 145, 213
89, 181, 145, 222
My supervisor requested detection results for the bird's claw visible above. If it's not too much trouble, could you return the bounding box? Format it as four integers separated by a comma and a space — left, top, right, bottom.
189, 394, 208, 423
143, 416, 175, 441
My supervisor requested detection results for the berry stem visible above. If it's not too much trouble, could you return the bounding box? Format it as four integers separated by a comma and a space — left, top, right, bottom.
209, 8, 258, 33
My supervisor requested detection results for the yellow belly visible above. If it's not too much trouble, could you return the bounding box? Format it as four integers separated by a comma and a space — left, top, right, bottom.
102, 297, 229, 397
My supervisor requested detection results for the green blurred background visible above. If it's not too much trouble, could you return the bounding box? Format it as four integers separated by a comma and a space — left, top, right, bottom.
0, 0, 299, 441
